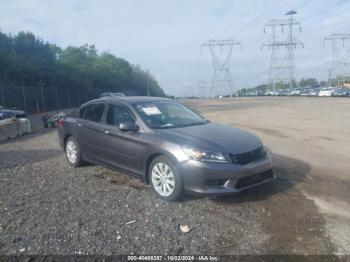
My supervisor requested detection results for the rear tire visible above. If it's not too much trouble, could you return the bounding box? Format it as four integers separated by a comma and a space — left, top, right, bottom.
149, 155, 184, 202
65, 136, 82, 167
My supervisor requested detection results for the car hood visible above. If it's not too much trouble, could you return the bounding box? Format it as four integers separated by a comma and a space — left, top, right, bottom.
155, 122, 262, 154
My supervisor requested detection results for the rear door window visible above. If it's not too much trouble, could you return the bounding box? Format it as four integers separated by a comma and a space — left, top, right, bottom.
84, 104, 105, 123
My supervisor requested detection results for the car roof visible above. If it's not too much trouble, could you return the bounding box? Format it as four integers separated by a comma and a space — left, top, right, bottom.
83, 96, 172, 106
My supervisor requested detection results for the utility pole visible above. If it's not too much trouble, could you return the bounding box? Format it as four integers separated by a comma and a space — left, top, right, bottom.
328, 68, 332, 87
39, 81, 45, 112
324, 33, 350, 87
52, 77, 60, 109
68, 88, 71, 108
77, 87, 81, 105
287, 10, 295, 89
55, 86, 60, 108
262, 11, 303, 90
201, 39, 242, 98
21, 79, 27, 112
0, 78, 4, 106
270, 25, 277, 90
147, 74, 150, 96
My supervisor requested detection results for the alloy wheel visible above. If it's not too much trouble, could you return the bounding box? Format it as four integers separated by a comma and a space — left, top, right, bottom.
66, 140, 78, 164
151, 162, 175, 197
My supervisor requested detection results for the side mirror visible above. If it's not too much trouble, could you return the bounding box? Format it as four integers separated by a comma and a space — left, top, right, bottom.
119, 122, 139, 132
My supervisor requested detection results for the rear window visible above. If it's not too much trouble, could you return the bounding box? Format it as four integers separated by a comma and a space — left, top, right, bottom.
83, 104, 104, 122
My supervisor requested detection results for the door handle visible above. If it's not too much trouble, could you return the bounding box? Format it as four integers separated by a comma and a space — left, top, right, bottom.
104, 130, 110, 134
77, 123, 82, 127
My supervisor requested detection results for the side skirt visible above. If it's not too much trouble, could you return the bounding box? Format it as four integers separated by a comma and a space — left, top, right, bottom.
82, 154, 146, 182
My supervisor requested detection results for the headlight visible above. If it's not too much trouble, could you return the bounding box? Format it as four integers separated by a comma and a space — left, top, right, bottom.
182, 147, 228, 163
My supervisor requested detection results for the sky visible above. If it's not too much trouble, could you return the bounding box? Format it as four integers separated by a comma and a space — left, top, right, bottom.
1, 0, 350, 96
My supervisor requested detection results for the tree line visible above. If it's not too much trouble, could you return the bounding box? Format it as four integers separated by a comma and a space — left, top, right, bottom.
0, 31, 165, 112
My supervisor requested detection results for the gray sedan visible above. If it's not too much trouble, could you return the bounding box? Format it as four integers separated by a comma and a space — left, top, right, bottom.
58, 97, 274, 201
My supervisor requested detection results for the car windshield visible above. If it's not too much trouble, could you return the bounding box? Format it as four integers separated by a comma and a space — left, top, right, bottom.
134, 100, 207, 129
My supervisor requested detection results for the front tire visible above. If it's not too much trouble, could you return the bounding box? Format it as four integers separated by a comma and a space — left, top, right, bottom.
65, 136, 82, 167
149, 155, 184, 202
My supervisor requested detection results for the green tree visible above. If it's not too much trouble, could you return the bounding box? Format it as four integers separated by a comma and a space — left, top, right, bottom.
299, 78, 318, 88
0, 30, 166, 112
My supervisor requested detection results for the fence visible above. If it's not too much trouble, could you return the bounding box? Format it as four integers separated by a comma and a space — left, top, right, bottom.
0, 85, 94, 113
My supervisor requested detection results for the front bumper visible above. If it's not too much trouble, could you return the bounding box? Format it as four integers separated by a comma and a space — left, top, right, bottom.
179, 153, 275, 195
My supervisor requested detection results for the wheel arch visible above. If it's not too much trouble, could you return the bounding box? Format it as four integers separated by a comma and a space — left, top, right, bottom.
63, 134, 73, 148
144, 152, 179, 184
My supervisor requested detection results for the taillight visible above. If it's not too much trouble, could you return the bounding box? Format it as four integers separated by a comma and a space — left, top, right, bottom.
57, 119, 64, 127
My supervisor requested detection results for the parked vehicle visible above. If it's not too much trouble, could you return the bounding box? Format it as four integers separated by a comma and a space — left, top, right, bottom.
318, 87, 334, 97
290, 89, 301, 95
264, 90, 279, 96
0, 112, 12, 120
277, 89, 290, 96
58, 97, 274, 201
332, 88, 349, 97
0, 107, 26, 120
308, 88, 320, 96
300, 89, 310, 96
246, 92, 257, 96
47, 112, 66, 128
99, 92, 126, 98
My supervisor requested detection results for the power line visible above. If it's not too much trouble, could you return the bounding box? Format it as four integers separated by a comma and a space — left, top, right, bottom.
229, 0, 284, 38
220, 0, 259, 37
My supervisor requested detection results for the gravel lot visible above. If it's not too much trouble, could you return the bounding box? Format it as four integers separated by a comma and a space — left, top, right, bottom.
0, 97, 349, 255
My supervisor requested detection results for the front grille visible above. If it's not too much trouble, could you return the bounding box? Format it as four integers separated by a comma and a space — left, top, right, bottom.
235, 169, 274, 189
230, 147, 266, 165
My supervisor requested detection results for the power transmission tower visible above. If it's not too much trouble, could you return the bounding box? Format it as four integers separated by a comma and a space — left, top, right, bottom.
197, 81, 207, 98
324, 33, 350, 86
201, 39, 242, 98
262, 11, 303, 90
262, 20, 290, 90
183, 82, 196, 98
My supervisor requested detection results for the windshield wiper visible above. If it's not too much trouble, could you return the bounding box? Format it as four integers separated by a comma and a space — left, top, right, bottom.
153, 122, 207, 129
154, 125, 176, 129
176, 122, 207, 128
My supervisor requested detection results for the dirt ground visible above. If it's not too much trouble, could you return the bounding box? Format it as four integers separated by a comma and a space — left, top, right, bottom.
186, 97, 350, 255
0, 97, 349, 255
